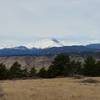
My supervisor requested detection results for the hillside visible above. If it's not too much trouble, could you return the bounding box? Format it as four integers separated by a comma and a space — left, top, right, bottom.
0, 78, 100, 100
0, 56, 54, 71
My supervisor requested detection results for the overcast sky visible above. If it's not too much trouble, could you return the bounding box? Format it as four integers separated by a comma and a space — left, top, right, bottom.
0, 0, 100, 48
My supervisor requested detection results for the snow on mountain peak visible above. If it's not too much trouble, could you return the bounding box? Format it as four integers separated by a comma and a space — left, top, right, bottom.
27, 39, 64, 49
13, 46, 28, 50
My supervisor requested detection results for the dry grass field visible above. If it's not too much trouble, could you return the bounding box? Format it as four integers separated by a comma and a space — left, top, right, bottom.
0, 78, 100, 100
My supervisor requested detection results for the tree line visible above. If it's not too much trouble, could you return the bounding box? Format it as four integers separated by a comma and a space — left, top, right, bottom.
0, 54, 100, 80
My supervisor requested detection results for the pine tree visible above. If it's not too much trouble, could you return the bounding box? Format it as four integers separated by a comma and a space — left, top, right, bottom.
0, 63, 8, 80
38, 67, 47, 78
30, 67, 37, 77
83, 56, 96, 76
9, 62, 22, 78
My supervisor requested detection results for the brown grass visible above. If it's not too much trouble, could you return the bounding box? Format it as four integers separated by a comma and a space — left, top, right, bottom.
0, 78, 100, 100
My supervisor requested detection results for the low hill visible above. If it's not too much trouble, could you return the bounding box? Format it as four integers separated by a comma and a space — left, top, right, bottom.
0, 56, 54, 71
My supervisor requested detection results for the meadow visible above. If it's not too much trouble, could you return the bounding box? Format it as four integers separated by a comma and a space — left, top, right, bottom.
0, 77, 100, 100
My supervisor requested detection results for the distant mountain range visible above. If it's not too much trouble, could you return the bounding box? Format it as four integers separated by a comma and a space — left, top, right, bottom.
0, 43, 100, 56
86, 44, 100, 49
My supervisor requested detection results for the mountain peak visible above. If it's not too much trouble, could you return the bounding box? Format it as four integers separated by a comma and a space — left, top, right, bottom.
28, 39, 64, 49
13, 46, 28, 50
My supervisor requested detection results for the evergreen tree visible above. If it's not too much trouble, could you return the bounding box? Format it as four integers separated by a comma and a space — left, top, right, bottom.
0, 63, 8, 80
47, 65, 58, 78
51, 53, 70, 76
30, 67, 37, 77
38, 67, 47, 78
83, 56, 96, 76
9, 62, 22, 78
69, 61, 82, 76
47, 54, 82, 78
95, 61, 100, 76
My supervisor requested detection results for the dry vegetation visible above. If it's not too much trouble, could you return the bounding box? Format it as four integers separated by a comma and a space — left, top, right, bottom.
0, 78, 100, 100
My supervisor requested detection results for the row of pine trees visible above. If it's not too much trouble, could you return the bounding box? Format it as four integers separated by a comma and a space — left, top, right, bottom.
0, 54, 100, 80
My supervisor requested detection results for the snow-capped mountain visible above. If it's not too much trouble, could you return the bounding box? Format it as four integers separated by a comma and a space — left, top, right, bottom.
27, 39, 64, 48
13, 46, 29, 50
0, 39, 100, 56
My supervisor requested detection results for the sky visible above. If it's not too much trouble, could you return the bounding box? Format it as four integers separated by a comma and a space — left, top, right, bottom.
0, 0, 100, 48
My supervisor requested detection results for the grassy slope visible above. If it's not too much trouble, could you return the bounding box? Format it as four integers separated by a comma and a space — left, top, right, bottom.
0, 78, 100, 100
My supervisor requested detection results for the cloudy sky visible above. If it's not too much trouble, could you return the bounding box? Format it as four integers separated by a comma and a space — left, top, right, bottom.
0, 0, 100, 48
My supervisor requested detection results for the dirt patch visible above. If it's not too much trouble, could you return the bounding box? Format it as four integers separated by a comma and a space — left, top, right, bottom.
73, 75, 84, 79
81, 78, 100, 84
